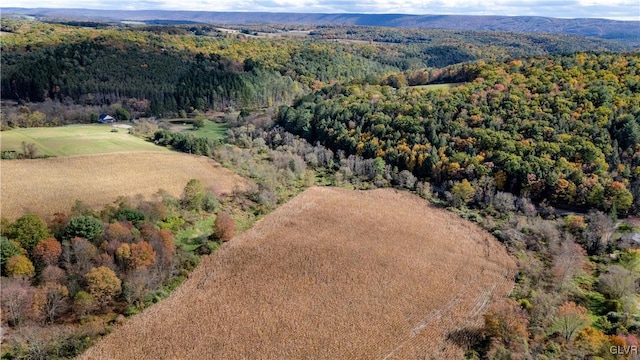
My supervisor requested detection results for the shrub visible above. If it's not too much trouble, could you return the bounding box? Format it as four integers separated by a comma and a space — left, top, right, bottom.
213, 212, 235, 242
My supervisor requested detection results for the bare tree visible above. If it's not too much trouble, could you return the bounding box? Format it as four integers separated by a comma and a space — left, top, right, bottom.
21, 141, 38, 159
1, 278, 35, 327
584, 211, 614, 255
33, 283, 69, 324
550, 235, 586, 290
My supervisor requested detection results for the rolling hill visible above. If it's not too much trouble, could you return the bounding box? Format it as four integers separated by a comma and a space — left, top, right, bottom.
3, 8, 639, 45
79, 187, 516, 359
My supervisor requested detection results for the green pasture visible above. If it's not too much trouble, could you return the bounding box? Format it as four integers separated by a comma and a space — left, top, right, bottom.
167, 119, 228, 140
0, 124, 168, 157
191, 120, 228, 139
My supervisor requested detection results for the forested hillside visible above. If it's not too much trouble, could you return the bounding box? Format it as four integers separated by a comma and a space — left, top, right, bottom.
0, 19, 632, 117
278, 53, 640, 215
0, 20, 393, 114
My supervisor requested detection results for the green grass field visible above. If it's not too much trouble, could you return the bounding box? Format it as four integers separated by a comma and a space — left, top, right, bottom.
190, 120, 228, 139
410, 82, 465, 91
0, 124, 168, 157
167, 119, 228, 140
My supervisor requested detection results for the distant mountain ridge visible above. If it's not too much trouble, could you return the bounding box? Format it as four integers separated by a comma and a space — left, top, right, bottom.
3, 8, 639, 45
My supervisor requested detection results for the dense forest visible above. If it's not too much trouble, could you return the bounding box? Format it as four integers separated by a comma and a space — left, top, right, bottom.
0, 19, 632, 116
278, 53, 640, 216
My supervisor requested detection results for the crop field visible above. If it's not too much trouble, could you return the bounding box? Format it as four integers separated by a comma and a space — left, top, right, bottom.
79, 187, 516, 359
0, 124, 167, 157
1, 152, 246, 220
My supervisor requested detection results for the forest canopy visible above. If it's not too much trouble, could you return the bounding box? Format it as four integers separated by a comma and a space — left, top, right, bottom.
277, 53, 640, 214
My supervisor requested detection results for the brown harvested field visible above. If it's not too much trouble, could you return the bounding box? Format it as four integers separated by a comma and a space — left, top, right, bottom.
80, 187, 516, 359
1, 152, 246, 220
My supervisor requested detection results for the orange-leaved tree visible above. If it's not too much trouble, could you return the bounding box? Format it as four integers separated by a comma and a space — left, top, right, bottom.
213, 212, 235, 242
129, 241, 156, 269
484, 299, 530, 353
552, 301, 590, 343
33, 237, 62, 266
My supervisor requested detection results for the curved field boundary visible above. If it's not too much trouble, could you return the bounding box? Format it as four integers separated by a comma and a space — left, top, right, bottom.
79, 187, 516, 359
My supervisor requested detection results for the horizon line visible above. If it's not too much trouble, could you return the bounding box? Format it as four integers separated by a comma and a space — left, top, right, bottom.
2, 7, 639, 22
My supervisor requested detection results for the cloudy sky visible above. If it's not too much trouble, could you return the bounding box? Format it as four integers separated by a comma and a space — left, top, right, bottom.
8, 0, 640, 20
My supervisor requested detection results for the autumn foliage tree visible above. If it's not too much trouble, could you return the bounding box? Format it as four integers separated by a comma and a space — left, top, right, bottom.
84, 266, 122, 307
32, 283, 69, 324
32, 237, 62, 266
0, 237, 23, 273
5, 254, 35, 278
451, 179, 475, 207
213, 212, 235, 242
551, 301, 590, 343
115, 243, 131, 270
154, 229, 175, 271
104, 222, 136, 244
129, 241, 156, 269
484, 300, 530, 355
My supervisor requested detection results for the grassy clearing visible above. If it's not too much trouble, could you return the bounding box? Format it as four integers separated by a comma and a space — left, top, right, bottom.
80, 187, 516, 360
175, 216, 217, 252
166, 119, 228, 140
1, 152, 247, 220
191, 120, 228, 139
0, 124, 166, 157
410, 82, 465, 91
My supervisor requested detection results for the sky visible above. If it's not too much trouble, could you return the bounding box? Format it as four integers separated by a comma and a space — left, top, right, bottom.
7, 0, 640, 21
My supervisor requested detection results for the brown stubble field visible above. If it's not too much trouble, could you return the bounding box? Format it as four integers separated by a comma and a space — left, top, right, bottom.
79, 187, 516, 359
0, 152, 246, 220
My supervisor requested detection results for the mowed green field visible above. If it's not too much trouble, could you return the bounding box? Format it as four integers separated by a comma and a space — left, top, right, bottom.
0, 124, 168, 156
192, 121, 228, 139
167, 119, 228, 140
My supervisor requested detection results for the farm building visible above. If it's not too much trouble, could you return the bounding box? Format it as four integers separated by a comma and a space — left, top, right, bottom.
98, 114, 116, 123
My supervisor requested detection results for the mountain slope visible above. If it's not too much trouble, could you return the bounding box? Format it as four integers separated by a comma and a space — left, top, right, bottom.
3, 8, 639, 45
